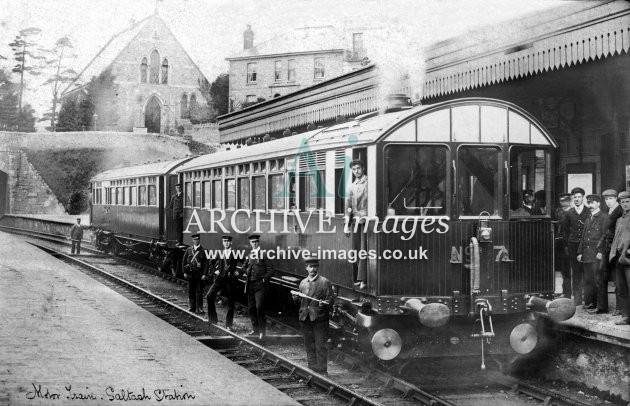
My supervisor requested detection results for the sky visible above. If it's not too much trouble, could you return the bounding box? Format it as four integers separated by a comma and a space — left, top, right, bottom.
0, 0, 571, 118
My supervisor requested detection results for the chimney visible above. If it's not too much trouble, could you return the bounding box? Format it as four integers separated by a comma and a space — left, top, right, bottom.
243, 25, 254, 50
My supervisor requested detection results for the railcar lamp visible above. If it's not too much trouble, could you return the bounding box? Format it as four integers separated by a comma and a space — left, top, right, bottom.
478, 211, 492, 241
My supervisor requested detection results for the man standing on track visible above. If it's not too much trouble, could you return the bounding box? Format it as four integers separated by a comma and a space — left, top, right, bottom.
206, 235, 240, 331
292, 255, 334, 375
70, 218, 83, 255
182, 233, 208, 314
243, 234, 274, 340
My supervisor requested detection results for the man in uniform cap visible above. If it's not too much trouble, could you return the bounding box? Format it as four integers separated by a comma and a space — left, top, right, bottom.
577, 194, 609, 312
520, 189, 543, 215
609, 191, 630, 324
344, 158, 368, 289
243, 234, 274, 339
206, 235, 240, 330
292, 254, 334, 375
169, 183, 184, 244
182, 233, 208, 314
70, 218, 83, 255
554, 193, 573, 292
603, 189, 623, 315
562, 187, 589, 301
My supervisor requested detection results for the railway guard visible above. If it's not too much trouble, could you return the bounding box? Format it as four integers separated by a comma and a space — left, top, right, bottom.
562, 187, 588, 304
292, 255, 334, 375
609, 191, 630, 325
243, 234, 274, 339
182, 233, 208, 314
603, 189, 623, 315
344, 158, 368, 290
206, 235, 239, 330
69, 218, 83, 255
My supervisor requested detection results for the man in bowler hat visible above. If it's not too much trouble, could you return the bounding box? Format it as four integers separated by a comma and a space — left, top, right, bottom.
182, 233, 208, 313
243, 234, 274, 339
206, 235, 240, 330
292, 255, 334, 375
577, 194, 609, 312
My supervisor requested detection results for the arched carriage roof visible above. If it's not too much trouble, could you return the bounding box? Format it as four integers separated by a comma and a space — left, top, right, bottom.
179, 98, 557, 172
91, 157, 192, 182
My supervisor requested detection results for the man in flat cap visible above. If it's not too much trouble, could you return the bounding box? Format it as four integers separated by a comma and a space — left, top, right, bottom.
520, 189, 543, 215
292, 254, 334, 375
562, 187, 589, 300
168, 183, 184, 244
577, 194, 609, 311
344, 158, 368, 290
603, 189, 623, 315
70, 217, 83, 255
609, 191, 630, 324
243, 234, 274, 339
182, 233, 208, 313
206, 235, 240, 330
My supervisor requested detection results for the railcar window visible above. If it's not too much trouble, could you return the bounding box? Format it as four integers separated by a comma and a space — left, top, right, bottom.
124, 187, 130, 205
184, 182, 192, 207
335, 168, 347, 215
138, 185, 146, 205
238, 178, 250, 209
225, 179, 236, 210
303, 170, 325, 210
193, 182, 201, 208
116, 188, 122, 205
109, 188, 115, 205
148, 185, 156, 206
269, 174, 285, 210
130, 186, 137, 205
252, 176, 266, 210
212, 180, 222, 209
458, 146, 501, 217
203, 181, 211, 209
509, 147, 549, 217
386, 145, 447, 216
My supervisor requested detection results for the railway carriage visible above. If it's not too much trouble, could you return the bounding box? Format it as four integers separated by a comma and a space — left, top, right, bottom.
89, 157, 193, 272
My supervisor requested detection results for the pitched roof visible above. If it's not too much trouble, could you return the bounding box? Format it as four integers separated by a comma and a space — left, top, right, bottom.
227, 25, 346, 60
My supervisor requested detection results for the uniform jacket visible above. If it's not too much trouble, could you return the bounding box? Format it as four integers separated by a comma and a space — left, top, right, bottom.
606, 204, 623, 251
521, 204, 543, 215
182, 244, 208, 279
211, 250, 240, 283
243, 249, 274, 291
345, 175, 368, 220
577, 210, 609, 263
169, 193, 184, 220
609, 211, 630, 260
70, 224, 83, 241
296, 274, 334, 322
562, 205, 589, 245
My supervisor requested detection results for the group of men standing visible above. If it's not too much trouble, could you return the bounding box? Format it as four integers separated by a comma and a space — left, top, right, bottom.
557, 187, 630, 324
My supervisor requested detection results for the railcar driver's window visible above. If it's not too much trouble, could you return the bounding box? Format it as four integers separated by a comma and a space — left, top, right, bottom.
386, 145, 447, 216
509, 147, 549, 218
458, 146, 501, 217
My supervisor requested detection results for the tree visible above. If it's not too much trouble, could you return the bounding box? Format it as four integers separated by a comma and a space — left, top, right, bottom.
207, 73, 229, 117
56, 96, 80, 131
0, 69, 36, 131
8, 27, 45, 130
85, 69, 119, 129
41, 36, 77, 132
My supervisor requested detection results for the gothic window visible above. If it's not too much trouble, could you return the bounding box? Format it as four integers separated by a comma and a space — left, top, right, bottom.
149, 50, 160, 84
189, 94, 198, 116
140, 58, 148, 83
161, 58, 169, 84
180, 94, 188, 119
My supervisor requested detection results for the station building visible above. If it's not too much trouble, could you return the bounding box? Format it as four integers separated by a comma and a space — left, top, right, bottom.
61, 12, 208, 134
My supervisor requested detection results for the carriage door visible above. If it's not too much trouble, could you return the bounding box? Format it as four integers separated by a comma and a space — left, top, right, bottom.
0, 170, 7, 216
145, 96, 161, 133
164, 175, 179, 244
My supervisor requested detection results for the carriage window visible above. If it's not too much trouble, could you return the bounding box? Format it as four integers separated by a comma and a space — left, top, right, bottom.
458, 146, 501, 217
193, 181, 201, 208
148, 185, 157, 206
138, 185, 146, 205
335, 168, 346, 215
203, 181, 211, 209
510, 147, 549, 217
252, 176, 266, 210
212, 180, 222, 209
238, 178, 250, 209
225, 179, 236, 210
386, 145, 447, 216
269, 174, 285, 210
130, 186, 137, 205
184, 182, 192, 207
109, 188, 115, 205
303, 171, 325, 210
116, 188, 122, 205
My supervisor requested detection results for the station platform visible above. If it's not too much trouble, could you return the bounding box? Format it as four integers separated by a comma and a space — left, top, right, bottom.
0, 231, 299, 406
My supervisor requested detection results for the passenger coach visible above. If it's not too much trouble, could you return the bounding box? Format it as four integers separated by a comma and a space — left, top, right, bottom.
176, 98, 575, 364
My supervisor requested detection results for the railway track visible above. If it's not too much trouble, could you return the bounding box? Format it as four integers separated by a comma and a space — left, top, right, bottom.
5, 227, 603, 406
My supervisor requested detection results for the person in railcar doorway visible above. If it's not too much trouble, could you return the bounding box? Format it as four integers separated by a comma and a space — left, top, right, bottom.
243, 234, 274, 339
577, 194, 609, 313
70, 218, 83, 255
603, 189, 623, 316
206, 235, 240, 331
344, 158, 368, 290
292, 255, 334, 375
182, 233, 208, 314
554, 193, 572, 296
608, 191, 630, 325
169, 183, 184, 244
562, 187, 588, 304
